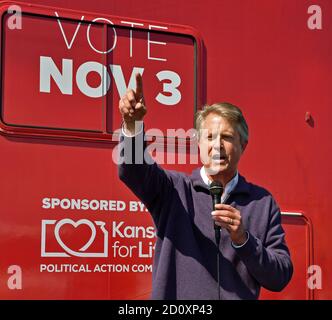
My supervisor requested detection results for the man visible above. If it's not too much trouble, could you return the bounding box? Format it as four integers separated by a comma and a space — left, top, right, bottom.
118, 73, 293, 300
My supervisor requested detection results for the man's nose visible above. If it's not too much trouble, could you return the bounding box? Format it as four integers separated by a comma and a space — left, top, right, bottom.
213, 137, 224, 150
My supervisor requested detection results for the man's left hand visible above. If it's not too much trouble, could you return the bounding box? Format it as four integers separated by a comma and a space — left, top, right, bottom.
212, 203, 248, 246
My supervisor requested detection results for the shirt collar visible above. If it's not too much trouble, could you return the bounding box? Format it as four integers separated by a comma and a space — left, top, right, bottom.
200, 166, 239, 202
190, 167, 250, 196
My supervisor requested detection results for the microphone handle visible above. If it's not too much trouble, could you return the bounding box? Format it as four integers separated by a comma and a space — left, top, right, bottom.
213, 195, 221, 230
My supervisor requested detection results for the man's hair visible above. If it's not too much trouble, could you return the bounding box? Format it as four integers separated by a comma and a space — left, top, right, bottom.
195, 102, 249, 146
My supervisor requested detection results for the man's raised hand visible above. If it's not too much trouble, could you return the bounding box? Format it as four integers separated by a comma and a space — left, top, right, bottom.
119, 73, 147, 134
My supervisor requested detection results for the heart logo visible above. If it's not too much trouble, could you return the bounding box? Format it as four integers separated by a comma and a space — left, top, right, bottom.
54, 219, 96, 257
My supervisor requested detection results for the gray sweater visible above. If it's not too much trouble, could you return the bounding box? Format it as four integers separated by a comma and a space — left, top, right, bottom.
118, 132, 293, 300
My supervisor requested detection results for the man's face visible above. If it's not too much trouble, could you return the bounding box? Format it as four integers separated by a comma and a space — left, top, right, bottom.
198, 113, 246, 180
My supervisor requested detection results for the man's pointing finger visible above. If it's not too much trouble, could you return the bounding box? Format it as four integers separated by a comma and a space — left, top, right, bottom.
135, 73, 144, 101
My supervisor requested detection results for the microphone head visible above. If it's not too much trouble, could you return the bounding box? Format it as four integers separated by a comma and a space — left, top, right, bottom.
209, 181, 223, 196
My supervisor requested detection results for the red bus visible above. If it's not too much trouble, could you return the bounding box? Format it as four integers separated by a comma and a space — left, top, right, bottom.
0, 0, 329, 299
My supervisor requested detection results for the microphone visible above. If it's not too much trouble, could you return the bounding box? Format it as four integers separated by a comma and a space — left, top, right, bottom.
209, 181, 223, 300
209, 181, 223, 244
209, 181, 223, 227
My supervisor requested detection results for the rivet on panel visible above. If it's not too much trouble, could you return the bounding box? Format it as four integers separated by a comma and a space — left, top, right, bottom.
305, 112, 314, 127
